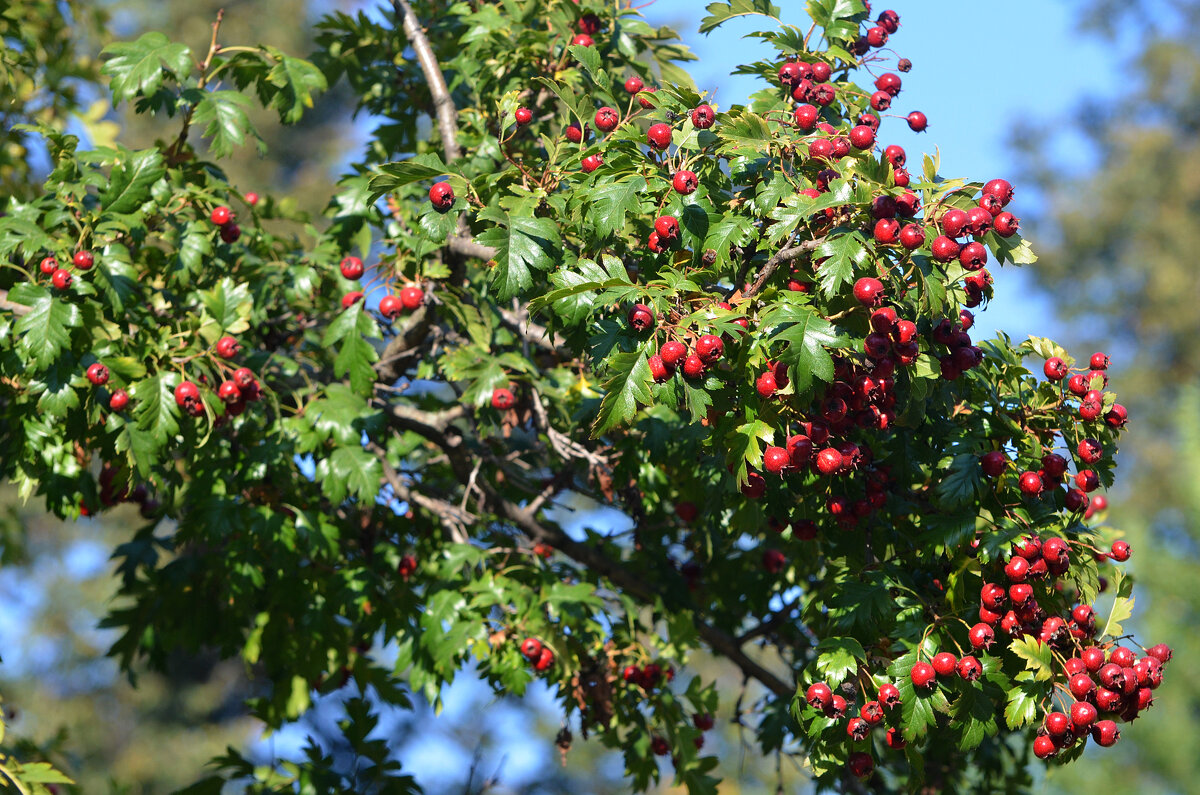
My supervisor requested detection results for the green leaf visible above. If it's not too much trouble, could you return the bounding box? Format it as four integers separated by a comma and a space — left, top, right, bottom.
101, 32, 193, 103
476, 213, 562, 301
1100, 590, 1135, 639
899, 679, 946, 742
14, 288, 81, 368
1003, 677, 1043, 729
814, 637, 865, 686
199, 278, 254, 332
586, 177, 647, 239
100, 147, 165, 214
317, 444, 381, 504
950, 685, 999, 751
814, 230, 871, 298
699, 0, 782, 34
764, 299, 845, 393
186, 89, 265, 158
132, 373, 180, 445
716, 112, 773, 155
702, 215, 755, 268
592, 348, 653, 437
262, 47, 327, 123
1008, 636, 1054, 681
533, 256, 632, 324
934, 453, 981, 509
369, 153, 454, 197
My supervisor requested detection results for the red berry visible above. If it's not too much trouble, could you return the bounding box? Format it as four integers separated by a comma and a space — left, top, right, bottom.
792, 104, 819, 131
847, 751, 873, 779
849, 124, 876, 149
244, 191, 259, 206
520, 637, 543, 660
853, 277, 885, 306
570, 33, 594, 48
1109, 540, 1131, 562
879, 682, 901, 709
174, 381, 200, 407
930, 235, 960, 262
379, 294, 403, 319
1005, 556, 1030, 582
910, 661, 936, 689
682, 354, 705, 379
898, 224, 925, 249
866, 25, 888, 47
627, 303, 655, 333
581, 154, 603, 173
994, 212, 1020, 236
39, 256, 58, 274
691, 104, 715, 129
219, 223, 241, 243
108, 388, 130, 411
647, 123, 672, 149
660, 341, 687, 366
534, 646, 554, 671
906, 111, 928, 132
210, 206, 232, 225
1018, 471, 1042, 496
982, 178, 1014, 206
883, 144, 906, 167
980, 451, 1007, 477
1033, 735, 1057, 759
1070, 701, 1098, 731
956, 656, 982, 681
429, 182, 455, 211
763, 446, 790, 474
218, 380, 241, 403
695, 334, 723, 363
672, 169, 698, 194
875, 73, 902, 96
566, 123, 585, 143
942, 208, 970, 238
215, 336, 240, 359
762, 548, 785, 573
1043, 357, 1068, 380
51, 268, 73, 290
394, 285, 421, 310
815, 447, 843, 475
959, 241, 987, 270
1147, 643, 1173, 664
233, 367, 255, 389
885, 727, 906, 750
1068, 673, 1095, 699
931, 652, 957, 677
514, 107, 533, 125
340, 256, 364, 280
805, 682, 834, 711
1091, 720, 1120, 747
968, 623, 994, 650
86, 362, 109, 385
623, 75, 644, 95
342, 291, 364, 308
491, 388, 515, 410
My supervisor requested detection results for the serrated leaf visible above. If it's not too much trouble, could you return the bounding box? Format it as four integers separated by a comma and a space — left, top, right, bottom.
1100, 591, 1134, 639
950, 685, 999, 750
1008, 636, 1054, 681
476, 213, 561, 301
186, 89, 265, 158
132, 373, 180, 445
702, 215, 755, 268
318, 444, 380, 504
369, 153, 454, 197
900, 683, 942, 742
814, 230, 870, 298
532, 256, 631, 323
14, 288, 81, 368
101, 32, 193, 103
814, 637, 865, 686
716, 112, 773, 155
591, 348, 653, 437
263, 47, 327, 123
586, 177, 646, 239
699, 0, 782, 34
100, 147, 165, 214
1003, 678, 1043, 729
934, 453, 981, 509
764, 300, 845, 393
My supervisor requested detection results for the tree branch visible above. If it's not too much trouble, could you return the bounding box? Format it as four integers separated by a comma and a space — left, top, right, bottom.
447, 235, 496, 261
0, 289, 31, 317
744, 237, 827, 298
375, 304, 434, 383
394, 0, 461, 163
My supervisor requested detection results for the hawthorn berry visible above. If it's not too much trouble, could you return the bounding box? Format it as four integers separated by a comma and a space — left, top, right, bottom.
982, 178, 1014, 206
898, 223, 925, 249
910, 661, 936, 689
660, 341, 687, 366
762, 547, 785, 572
340, 256, 364, 280
994, 211, 1020, 236
570, 33, 593, 48
682, 354, 705, 379
812, 61, 831, 82
874, 218, 900, 243
878, 682, 901, 709
847, 752, 873, 779
520, 637, 542, 660
1092, 720, 1120, 747
400, 285, 424, 310
907, 111, 927, 131
218, 380, 241, 403
51, 268, 73, 290
805, 682, 834, 711
174, 381, 200, 407
627, 303, 655, 332
429, 182, 455, 211
1147, 643, 1173, 664
86, 362, 110, 386
956, 656, 982, 682
1033, 735, 1057, 759
763, 446, 790, 474
930, 235, 960, 262
514, 107, 533, 125
755, 371, 778, 399
968, 623, 995, 650
792, 103, 819, 131
233, 367, 256, 389
647, 123, 672, 149
342, 291, 364, 308
852, 277, 885, 306
691, 104, 715, 129
39, 256, 58, 274
931, 652, 957, 677
1068, 673, 1095, 699
491, 388, 515, 410
695, 334, 723, 363
980, 451, 1007, 477
1070, 701, 1098, 731
1110, 540, 1131, 561
108, 389, 129, 412
672, 169, 698, 194
534, 646, 554, 671
883, 144, 906, 167
210, 206, 232, 225
379, 294, 404, 319
244, 191, 259, 205
623, 75, 643, 95
215, 336, 241, 359
566, 122, 585, 143
1044, 357, 1068, 380
581, 154, 603, 173
849, 124, 876, 149
1018, 471, 1043, 496
815, 447, 843, 475
219, 223, 241, 243
846, 717, 870, 740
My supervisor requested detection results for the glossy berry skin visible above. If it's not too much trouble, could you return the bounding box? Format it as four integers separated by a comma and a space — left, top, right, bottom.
994, 211, 1020, 236
340, 256, 364, 280
399, 285, 424, 310
215, 336, 241, 359
866, 25, 888, 47
647, 123, 672, 149
852, 277, 884, 306
906, 111, 928, 132
884, 144, 906, 167
210, 206, 232, 225
244, 191, 259, 206
581, 154, 603, 173
763, 446, 790, 474
218, 380, 241, 403
1033, 734, 1057, 759
898, 223, 925, 249
174, 381, 200, 407
489, 387, 517, 411
623, 75, 643, 95
648, 356, 670, 384
910, 661, 936, 689
520, 637, 543, 660
968, 623, 995, 651
930, 235, 960, 262
1070, 701, 1098, 731
875, 73, 902, 97
660, 341, 687, 366
672, 169, 698, 195
341, 291, 364, 308
534, 646, 554, 671
108, 388, 129, 412
219, 223, 240, 243
1147, 643, 1173, 664
980, 451, 1007, 477
1110, 540, 1131, 562
982, 178, 1014, 206
627, 303, 655, 333
1005, 556, 1030, 582
86, 363, 110, 386
942, 208, 970, 238
755, 371, 778, 399
379, 294, 404, 319
1068, 673, 1095, 699
931, 652, 957, 677
860, 700, 884, 726
879, 682, 901, 709
792, 103, 819, 131
873, 218, 900, 243
1043, 357, 1068, 380
695, 334, 723, 363
654, 215, 680, 241
1018, 471, 1042, 496
514, 107, 533, 125
570, 33, 593, 47
691, 104, 715, 129
594, 107, 619, 133
51, 268, 73, 290
815, 447, 843, 475
805, 682, 834, 711
959, 241, 987, 270
429, 181, 455, 211
956, 656, 982, 682
846, 717, 869, 740
566, 123, 585, 143
1092, 720, 1120, 747
682, 354, 705, 379
849, 124, 876, 149
39, 256, 58, 274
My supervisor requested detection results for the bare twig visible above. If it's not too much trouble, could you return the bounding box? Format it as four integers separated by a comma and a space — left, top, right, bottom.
393, 0, 461, 162
447, 235, 497, 261
369, 440, 471, 544
744, 236, 828, 298
498, 306, 565, 356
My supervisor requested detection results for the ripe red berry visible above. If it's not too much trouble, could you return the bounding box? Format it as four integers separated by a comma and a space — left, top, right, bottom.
1147, 643, 1173, 664
218, 380, 241, 403
51, 268, 73, 290
1068, 672, 1095, 699
429, 181, 455, 211
682, 354, 705, 379
627, 303, 655, 333
695, 334, 723, 363
244, 191, 259, 206
878, 682, 901, 709
671, 170, 699, 196
956, 656, 982, 681
660, 341, 687, 366
691, 104, 716, 129
805, 682, 833, 711
214, 336, 240, 359
849, 124, 876, 150
930, 235, 960, 262
86, 362, 110, 386
968, 623, 995, 650
847, 751, 873, 779
379, 294, 404, 319
959, 241, 987, 270
898, 224, 925, 249
942, 208, 970, 238
763, 446, 790, 474
815, 447, 843, 475
1070, 700, 1098, 731
210, 206, 232, 226
931, 652, 957, 677
1091, 719, 1120, 747
906, 111, 928, 132
571, 33, 594, 48
1005, 556, 1030, 582
174, 380, 200, 407
883, 144, 906, 167
647, 123, 672, 149
1033, 734, 1057, 759
982, 178, 1014, 206
873, 218, 900, 244
980, 451, 1007, 477
866, 25, 888, 47
340, 256, 364, 280
623, 75, 644, 95
491, 388, 515, 410
792, 103, 819, 131
910, 661, 936, 689
846, 717, 869, 740
853, 277, 885, 306
107, 387, 130, 412
514, 107, 533, 125
1009, 583, 1033, 605
762, 547, 785, 572
566, 122, 585, 143
342, 291, 364, 308
1043, 357, 1068, 380
675, 501, 698, 523
534, 646, 554, 671
742, 472, 767, 499
581, 154, 603, 173
39, 256, 58, 274
1109, 540, 1131, 562
1018, 471, 1042, 496
654, 215, 680, 242
755, 371, 778, 399
399, 285, 424, 310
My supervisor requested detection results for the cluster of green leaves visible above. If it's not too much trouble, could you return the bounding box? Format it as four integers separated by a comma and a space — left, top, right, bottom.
0, 0, 1148, 793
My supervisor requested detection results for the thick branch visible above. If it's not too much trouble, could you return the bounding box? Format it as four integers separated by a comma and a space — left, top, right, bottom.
375, 304, 434, 383
394, 0, 461, 163
0, 289, 31, 317
447, 235, 496, 261
498, 307, 564, 356
744, 236, 827, 298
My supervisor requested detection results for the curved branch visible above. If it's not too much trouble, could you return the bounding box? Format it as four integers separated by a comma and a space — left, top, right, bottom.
744, 236, 828, 299
394, 0, 461, 163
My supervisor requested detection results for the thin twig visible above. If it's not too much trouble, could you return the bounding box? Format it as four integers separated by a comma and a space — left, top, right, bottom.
744, 236, 827, 298
393, 0, 461, 162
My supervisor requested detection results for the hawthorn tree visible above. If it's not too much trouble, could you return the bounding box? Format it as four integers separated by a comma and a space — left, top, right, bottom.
0, 0, 1172, 792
